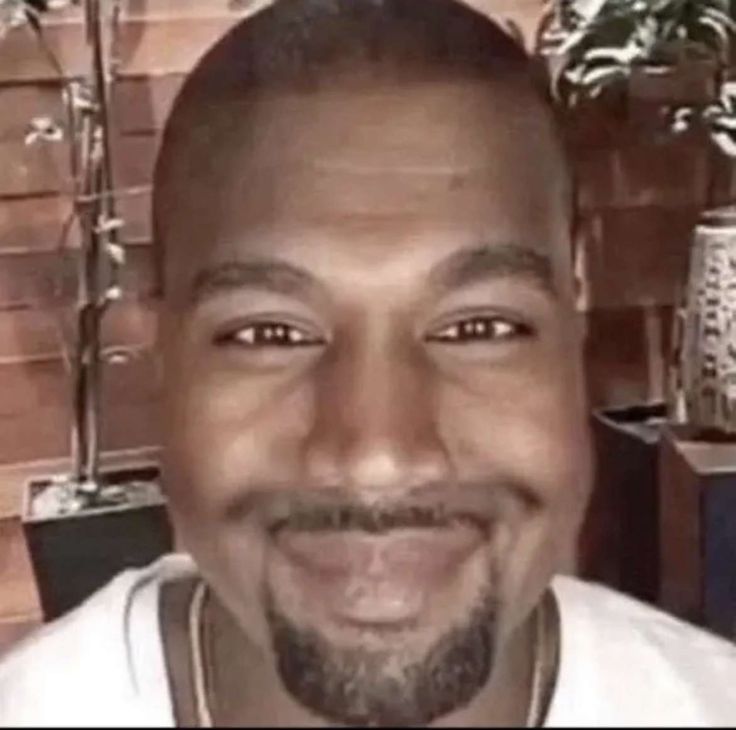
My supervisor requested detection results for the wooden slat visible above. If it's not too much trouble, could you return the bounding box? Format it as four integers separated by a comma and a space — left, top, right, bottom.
0, 242, 157, 308
0, 300, 157, 361
0, 0, 545, 84
0, 83, 64, 144
576, 141, 711, 211
0, 397, 160, 466
0, 352, 161, 465
121, 0, 267, 21
0, 351, 157, 418
0, 196, 74, 254
584, 305, 675, 409
577, 205, 701, 310
0, 192, 150, 255
0, 77, 178, 140
0, 250, 59, 310
113, 74, 184, 134
116, 188, 152, 242
0, 137, 70, 198
0, 16, 246, 83
0, 132, 158, 199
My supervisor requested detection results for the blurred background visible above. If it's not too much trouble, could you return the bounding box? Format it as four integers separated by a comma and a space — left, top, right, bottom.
1, 0, 736, 655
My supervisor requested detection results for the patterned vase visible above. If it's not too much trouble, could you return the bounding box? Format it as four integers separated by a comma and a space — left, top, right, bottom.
677, 206, 736, 436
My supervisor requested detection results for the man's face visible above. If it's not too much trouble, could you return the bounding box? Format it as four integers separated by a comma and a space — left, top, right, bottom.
159, 75, 591, 724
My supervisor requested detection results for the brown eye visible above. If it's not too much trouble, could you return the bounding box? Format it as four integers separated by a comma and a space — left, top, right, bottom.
216, 322, 324, 348
428, 316, 531, 344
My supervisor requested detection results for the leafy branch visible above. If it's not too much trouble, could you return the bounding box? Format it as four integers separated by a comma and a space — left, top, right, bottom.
0, 0, 71, 38
541, 0, 736, 155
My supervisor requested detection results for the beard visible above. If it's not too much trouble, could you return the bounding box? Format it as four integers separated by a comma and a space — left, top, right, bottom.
266, 583, 498, 727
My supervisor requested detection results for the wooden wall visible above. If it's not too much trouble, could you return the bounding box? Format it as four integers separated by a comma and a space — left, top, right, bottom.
573, 98, 736, 407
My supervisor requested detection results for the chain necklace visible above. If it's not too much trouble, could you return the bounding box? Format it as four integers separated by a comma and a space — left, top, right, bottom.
188, 581, 552, 728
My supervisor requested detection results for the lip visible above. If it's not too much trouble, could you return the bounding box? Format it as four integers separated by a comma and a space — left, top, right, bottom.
273, 526, 487, 627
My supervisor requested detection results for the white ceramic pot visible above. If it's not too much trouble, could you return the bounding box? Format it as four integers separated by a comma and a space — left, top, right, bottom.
678, 206, 736, 436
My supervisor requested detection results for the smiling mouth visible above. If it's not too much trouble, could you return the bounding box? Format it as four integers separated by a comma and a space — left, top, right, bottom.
267, 501, 493, 536
272, 523, 489, 628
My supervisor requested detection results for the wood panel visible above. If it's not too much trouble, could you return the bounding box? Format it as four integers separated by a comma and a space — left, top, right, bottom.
584, 305, 675, 408
0, 5, 250, 83
114, 74, 184, 134
0, 352, 161, 465
0, 132, 158, 199
0, 300, 156, 361
577, 206, 701, 310
0, 196, 73, 254
0, 0, 546, 84
576, 141, 711, 211
0, 243, 156, 308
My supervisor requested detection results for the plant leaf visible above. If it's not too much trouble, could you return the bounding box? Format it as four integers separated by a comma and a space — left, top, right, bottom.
580, 64, 627, 88
583, 44, 642, 64
711, 129, 736, 157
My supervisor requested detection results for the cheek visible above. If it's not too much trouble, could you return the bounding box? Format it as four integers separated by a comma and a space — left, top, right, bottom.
437, 361, 591, 612
162, 362, 316, 517
441, 363, 589, 497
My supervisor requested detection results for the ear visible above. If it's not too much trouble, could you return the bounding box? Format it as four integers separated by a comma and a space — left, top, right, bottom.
571, 213, 590, 318
150, 298, 165, 389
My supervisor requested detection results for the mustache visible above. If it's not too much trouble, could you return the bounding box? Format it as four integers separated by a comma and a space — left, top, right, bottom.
224, 480, 537, 536
271, 503, 490, 535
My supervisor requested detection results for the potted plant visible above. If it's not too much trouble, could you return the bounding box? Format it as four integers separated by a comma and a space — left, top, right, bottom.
541, 1, 734, 107
538, 0, 736, 603
544, 1, 736, 158
2, 0, 173, 621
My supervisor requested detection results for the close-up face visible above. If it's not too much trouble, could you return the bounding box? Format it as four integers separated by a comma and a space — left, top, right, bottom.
158, 72, 592, 724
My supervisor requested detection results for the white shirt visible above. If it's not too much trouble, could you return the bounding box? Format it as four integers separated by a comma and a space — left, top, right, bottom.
1, 554, 736, 727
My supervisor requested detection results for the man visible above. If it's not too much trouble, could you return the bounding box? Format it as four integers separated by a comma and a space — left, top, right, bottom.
2, 0, 736, 726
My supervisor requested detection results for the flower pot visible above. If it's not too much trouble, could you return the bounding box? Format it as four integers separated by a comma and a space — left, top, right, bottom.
627, 59, 718, 143
584, 403, 667, 603
22, 463, 173, 621
628, 59, 718, 106
675, 206, 736, 438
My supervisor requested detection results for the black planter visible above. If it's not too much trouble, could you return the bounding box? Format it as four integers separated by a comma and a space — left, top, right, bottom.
22, 464, 173, 621
586, 403, 667, 604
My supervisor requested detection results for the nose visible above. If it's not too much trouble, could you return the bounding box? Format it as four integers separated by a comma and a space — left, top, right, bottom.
303, 334, 453, 494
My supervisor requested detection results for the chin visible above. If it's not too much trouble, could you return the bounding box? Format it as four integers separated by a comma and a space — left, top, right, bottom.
265, 581, 499, 728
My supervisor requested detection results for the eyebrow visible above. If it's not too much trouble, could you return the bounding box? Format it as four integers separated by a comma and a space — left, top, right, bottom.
430, 244, 556, 297
189, 244, 556, 305
190, 259, 318, 305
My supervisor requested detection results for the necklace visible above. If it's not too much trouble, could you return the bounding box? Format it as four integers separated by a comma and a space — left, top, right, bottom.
188, 581, 552, 728
189, 581, 213, 728
526, 592, 555, 727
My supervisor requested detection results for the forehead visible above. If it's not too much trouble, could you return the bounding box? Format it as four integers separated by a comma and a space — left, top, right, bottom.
162, 77, 569, 293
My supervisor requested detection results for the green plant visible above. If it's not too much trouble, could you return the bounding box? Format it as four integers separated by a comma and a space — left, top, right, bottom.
541, 0, 736, 155
0, 0, 69, 38
543, 0, 735, 103
1, 0, 129, 499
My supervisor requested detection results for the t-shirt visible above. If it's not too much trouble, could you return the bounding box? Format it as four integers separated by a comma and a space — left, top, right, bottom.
1, 554, 736, 727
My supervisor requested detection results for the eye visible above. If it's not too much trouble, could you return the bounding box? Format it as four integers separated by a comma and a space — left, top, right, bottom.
427, 316, 532, 344
214, 321, 325, 348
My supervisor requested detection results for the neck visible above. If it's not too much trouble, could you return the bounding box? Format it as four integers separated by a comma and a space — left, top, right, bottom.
201, 594, 545, 727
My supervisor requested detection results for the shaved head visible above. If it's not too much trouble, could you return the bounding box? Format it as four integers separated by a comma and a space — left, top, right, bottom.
153, 0, 571, 294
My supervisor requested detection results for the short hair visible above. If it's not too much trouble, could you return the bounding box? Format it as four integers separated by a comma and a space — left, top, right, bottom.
152, 0, 565, 290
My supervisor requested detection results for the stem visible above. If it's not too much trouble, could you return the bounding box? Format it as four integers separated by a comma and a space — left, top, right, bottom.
71, 0, 119, 494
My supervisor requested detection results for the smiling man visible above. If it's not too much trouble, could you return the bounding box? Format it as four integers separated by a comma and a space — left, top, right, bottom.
2, 0, 736, 726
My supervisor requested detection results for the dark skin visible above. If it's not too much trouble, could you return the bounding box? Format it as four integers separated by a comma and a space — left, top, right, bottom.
157, 68, 592, 726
